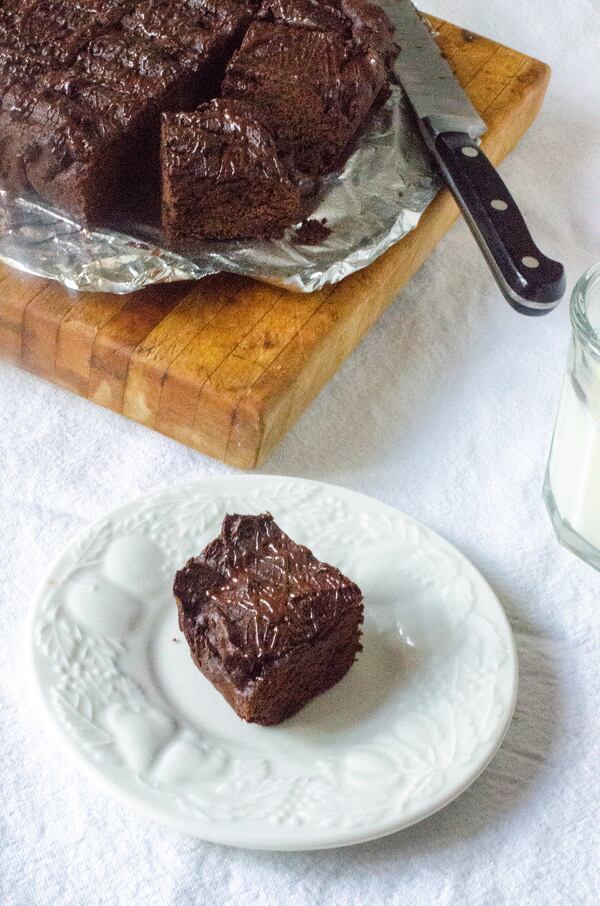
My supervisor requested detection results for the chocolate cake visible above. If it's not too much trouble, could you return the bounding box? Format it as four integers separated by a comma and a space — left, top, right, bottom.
161, 100, 300, 240
121, 0, 252, 93
0, 0, 129, 68
258, 0, 397, 64
173, 513, 364, 725
0, 32, 186, 224
221, 0, 390, 177
0, 0, 396, 235
0, 0, 250, 224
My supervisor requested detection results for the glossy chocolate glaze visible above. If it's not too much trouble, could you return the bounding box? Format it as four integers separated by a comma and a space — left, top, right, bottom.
79, 31, 183, 86
162, 100, 288, 181
40, 72, 153, 132
0, 0, 130, 67
0, 39, 183, 203
0, 47, 47, 95
1, 84, 101, 169
221, 3, 389, 177
121, 0, 251, 74
259, 0, 397, 62
0, 0, 396, 230
174, 513, 363, 683
123, 0, 247, 43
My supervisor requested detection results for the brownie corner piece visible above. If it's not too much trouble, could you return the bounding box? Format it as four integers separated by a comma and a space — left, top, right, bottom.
160, 99, 300, 241
221, 8, 388, 177
120, 0, 253, 101
173, 512, 364, 725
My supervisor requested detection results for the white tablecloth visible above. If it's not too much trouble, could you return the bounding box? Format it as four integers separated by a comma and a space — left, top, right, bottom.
1, 1, 599, 903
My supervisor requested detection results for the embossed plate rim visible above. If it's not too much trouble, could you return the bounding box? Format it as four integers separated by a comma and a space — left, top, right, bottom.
25, 475, 518, 850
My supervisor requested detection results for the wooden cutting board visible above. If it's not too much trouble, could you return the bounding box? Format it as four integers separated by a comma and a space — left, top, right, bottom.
0, 16, 551, 468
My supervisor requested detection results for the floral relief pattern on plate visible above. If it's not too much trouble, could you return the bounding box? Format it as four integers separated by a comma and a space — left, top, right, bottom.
28, 476, 517, 850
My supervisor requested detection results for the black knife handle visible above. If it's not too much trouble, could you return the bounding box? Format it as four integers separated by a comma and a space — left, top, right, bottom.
429, 132, 566, 315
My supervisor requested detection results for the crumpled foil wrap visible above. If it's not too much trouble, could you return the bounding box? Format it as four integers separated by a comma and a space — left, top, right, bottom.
0, 85, 439, 295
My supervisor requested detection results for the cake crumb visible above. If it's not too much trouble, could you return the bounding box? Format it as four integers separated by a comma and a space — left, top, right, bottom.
293, 218, 331, 245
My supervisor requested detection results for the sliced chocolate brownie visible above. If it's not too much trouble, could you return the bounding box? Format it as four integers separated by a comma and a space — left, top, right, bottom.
0, 0, 131, 67
222, 0, 389, 177
173, 513, 364, 726
0, 0, 396, 231
121, 0, 252, 101
76, 31, 188, 103
161, 99, 300, 240
0, 84, 119, 223
0, 31, 189, 224
258, 0, 397, 64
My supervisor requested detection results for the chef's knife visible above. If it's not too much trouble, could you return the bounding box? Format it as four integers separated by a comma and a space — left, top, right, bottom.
382, 0, 565, 315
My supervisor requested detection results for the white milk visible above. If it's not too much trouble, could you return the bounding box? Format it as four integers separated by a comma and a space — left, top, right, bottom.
548, 368, 600, 549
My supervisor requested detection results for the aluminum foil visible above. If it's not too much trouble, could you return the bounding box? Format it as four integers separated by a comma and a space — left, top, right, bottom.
0, 85, 439, 294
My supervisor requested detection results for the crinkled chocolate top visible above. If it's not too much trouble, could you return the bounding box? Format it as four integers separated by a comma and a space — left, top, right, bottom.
174, 513, 363, 682
258, 0, 397, 62
162, 100, 290, 182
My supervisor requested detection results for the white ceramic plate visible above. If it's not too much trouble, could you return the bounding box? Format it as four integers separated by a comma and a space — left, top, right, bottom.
27, 476, 517, 851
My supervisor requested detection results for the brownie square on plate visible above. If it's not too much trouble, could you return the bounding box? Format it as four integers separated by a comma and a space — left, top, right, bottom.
173, 513, 364, 725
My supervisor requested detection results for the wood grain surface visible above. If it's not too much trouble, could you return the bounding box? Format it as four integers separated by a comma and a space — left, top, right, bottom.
0, 17, 551, 468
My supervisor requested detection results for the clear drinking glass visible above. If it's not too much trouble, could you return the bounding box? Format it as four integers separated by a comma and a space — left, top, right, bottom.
544, 263, 600, 570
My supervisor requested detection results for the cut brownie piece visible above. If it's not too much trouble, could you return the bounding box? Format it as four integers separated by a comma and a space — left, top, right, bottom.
0, 83, 136, 224
121, 0, 252, 101
173, 513, 363, 725
76, 30, 190, 107
0, 0, 132, 67
36, 71, 171, 214
258, 0, 397, 64
221, 0, 388, 177
58, 31, 193, 169
0, 0, 395, 229
0, 32, 191, 224
161, 100, 300, 240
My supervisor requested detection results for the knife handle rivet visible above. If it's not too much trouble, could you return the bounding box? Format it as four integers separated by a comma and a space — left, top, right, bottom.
461, 146, 478, 157
522, 256, 540, 269
491, 199, 508, 211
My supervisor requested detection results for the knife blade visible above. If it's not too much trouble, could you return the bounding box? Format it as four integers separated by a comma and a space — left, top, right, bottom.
380, 0, 565, 315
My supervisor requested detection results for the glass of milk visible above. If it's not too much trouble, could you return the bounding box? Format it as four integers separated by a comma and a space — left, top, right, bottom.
544, 263, 600, 569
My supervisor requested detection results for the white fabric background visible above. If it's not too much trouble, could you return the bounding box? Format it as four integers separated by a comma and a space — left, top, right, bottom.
1, 1, 599, 903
